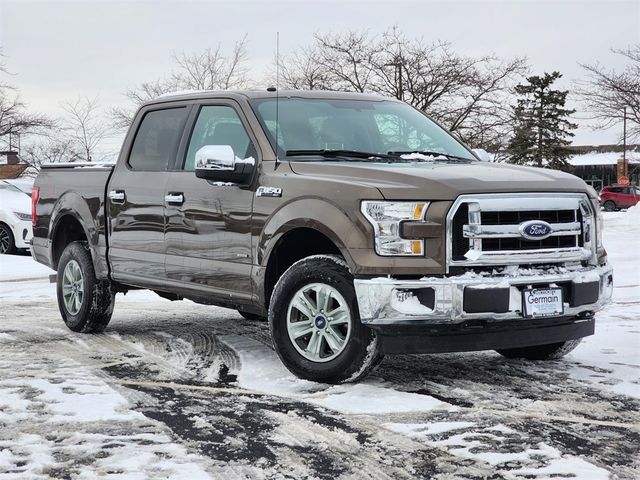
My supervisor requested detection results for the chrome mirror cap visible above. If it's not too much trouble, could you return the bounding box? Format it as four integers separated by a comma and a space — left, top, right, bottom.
195, 145, 236, 171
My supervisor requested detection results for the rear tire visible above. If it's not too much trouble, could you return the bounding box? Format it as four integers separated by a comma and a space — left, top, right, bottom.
269, 254, 383, 383
56, 241, 115, 333
603, 200, 617, 211
496, 339, 582, 360
0, 223, 16, 255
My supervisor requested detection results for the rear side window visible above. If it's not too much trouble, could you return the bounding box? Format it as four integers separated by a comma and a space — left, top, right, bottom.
128, 108, 188, 171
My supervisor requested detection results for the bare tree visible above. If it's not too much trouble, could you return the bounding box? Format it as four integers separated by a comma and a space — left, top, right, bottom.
577, 46, 640, 141
313, 31, 382, 93
172, 34, 250, 90
111, 79, 175, 129
277, 28, 527, 150
21, 137, 81, 169
0, 48, 53, 150
112, 36, 251, 128
277, 46, 333, 90
62, 96, 112, 162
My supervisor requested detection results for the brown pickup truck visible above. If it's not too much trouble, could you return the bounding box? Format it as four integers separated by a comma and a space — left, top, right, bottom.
31, 90, 613, 383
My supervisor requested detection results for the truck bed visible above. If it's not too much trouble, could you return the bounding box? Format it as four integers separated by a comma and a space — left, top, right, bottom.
31, 163, 115, 279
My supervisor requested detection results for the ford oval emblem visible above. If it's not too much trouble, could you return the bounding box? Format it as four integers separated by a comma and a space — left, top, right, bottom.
518, 220, 554, 240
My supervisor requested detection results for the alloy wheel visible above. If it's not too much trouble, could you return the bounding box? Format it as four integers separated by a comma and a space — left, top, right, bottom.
62, 259, 84, 315
0, 227, 9, 254
286, 282, 352, 363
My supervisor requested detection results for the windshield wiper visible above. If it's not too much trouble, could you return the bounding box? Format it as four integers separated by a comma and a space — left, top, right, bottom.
388, 150, 474, 163
286, 149, 399, 161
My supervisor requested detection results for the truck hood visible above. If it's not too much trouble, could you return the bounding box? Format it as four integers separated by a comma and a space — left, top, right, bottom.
288, 161, 589, 200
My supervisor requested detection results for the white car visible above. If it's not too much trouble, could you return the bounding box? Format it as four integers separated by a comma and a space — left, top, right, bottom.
0, 179, 34, 254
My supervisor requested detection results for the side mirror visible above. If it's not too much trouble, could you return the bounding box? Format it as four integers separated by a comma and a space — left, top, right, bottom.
195, 145, 236, 171
195, 145, 254, 184
472, 148, 492, 162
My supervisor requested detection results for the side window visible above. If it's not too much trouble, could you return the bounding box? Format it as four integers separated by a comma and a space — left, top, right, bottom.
128, 108, 188, 171
184, 105, 255, 171
609, 187, 623, 193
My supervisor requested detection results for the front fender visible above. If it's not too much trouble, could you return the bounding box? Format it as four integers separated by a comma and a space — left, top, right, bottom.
257, 197, 372, 272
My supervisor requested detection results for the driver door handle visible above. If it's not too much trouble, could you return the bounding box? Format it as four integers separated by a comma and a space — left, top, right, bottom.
108, 190, 125, 203
164, 193, 184, 205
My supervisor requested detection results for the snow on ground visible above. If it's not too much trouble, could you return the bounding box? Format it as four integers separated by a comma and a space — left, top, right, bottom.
222, 334, 448, 415
0, 210, 638, 478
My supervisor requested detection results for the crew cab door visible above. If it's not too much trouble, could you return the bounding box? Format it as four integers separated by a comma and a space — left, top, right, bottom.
107, 105, 190, 286
163, 101, 256, 301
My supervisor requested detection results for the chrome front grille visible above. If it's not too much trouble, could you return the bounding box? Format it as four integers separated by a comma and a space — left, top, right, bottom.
446, 193, 596, 270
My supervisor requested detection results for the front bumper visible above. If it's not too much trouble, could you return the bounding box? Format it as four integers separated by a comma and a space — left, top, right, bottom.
7, 219, 33, 249
355, 263, 613, 325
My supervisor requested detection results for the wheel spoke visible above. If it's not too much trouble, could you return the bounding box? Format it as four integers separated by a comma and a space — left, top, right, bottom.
288, 321, 313, 339
316, 285, 330, 313
323, 327, 345, 353
328, 308, 350, 325
73, 264, 82, 282
63, 268, 73, 285
292, 297, 315, 320
306, 332, 323, 357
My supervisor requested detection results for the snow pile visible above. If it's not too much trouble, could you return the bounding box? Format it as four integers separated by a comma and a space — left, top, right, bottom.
390, 293, 433, 315
0, 254, 53, 281
400, 152, 447, 162
622, 203, 640, 223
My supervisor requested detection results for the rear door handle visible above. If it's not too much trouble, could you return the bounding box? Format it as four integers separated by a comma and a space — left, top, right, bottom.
164, 193, 184, 205
108, 190, 125, 203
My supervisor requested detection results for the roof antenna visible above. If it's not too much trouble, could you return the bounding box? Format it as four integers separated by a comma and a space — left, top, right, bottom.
274, 31, 280, 165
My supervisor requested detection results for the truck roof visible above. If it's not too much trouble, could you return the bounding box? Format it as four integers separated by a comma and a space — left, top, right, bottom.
145, 89, 395, 106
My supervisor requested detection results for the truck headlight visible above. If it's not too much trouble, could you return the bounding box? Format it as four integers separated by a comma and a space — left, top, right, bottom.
13, 212, 31, 221
361, 201, 428, 256
595, 203, 604, 249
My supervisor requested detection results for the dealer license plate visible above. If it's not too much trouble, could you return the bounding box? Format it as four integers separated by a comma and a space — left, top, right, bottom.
522, 288, 564, 318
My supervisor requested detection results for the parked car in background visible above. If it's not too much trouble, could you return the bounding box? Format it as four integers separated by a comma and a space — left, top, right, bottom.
0, 178, 34, 254
599, 184, 640, 211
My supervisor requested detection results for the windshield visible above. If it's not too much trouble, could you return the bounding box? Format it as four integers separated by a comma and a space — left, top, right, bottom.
250, 97, 475, 161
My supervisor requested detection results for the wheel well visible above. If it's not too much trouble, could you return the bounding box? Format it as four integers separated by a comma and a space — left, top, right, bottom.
264, 228, 341, 308
52, 215, 87, 268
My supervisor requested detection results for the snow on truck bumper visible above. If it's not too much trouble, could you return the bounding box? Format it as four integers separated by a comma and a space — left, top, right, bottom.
355, 263, 613, 325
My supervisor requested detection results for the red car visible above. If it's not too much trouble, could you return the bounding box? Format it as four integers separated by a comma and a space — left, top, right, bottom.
599, 184, 640, 211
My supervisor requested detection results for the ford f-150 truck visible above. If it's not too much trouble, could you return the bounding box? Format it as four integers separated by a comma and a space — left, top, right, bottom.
31, 90, 613, 383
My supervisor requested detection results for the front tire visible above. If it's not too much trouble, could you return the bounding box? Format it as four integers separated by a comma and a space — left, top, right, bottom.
56, 241, 115, 333
0, 223, 16, 255
603, 200, 617, 211
496, 339, 582, 360
269, 255, 383, 383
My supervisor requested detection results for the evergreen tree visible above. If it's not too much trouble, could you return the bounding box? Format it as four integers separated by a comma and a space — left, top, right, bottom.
507, 72, 577, 169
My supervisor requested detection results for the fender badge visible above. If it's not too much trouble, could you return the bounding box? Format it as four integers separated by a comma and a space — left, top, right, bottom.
256, 186, 282, 198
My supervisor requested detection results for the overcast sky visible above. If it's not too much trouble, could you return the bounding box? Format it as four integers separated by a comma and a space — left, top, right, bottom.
1, 0, 639, 150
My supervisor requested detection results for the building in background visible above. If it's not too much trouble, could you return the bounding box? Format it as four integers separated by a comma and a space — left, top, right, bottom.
567, 145, 639, 191
0, 151, 29, 180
